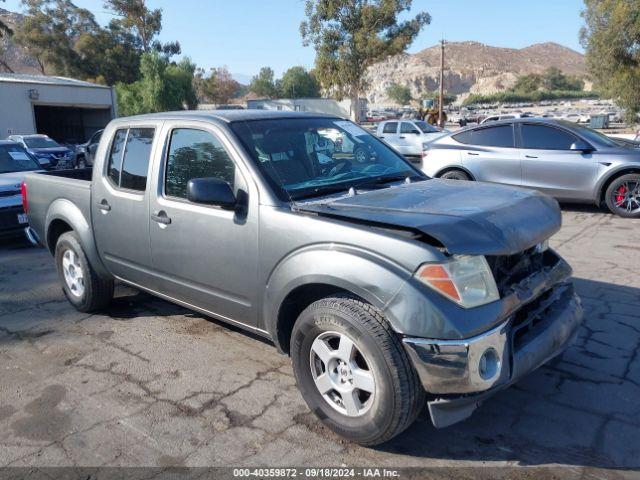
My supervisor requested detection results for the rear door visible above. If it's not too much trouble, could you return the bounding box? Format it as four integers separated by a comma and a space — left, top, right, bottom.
397, 121, 423, 156
147, 120, 260, 327
517, 123, 598, 200
378, 121, 400, 151
453, 124, 522, 186
92, 123, 158, 286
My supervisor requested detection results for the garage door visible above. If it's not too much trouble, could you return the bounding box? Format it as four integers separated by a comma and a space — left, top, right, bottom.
33, 105, 112, 143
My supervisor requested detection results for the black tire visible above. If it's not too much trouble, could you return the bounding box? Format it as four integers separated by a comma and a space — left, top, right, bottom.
604, 173, 640, 218
353, 146, 370, 163
290, 295, 425, 446
55, 231, 114, 312
440, 169, 471, 181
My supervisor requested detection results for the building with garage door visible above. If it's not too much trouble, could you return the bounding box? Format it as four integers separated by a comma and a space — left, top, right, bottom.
0, 73, 117, 143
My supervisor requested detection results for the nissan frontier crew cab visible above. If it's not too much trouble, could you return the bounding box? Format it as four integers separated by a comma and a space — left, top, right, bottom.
23, 111, 583, 445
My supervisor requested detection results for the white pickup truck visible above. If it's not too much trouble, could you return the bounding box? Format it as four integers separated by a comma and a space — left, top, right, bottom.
376, 120, 447, 159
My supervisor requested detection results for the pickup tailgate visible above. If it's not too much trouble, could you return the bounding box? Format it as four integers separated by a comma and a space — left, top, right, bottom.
24, 169, 92, 249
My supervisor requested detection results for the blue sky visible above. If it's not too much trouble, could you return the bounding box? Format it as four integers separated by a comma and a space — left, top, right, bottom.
4, 0, 586, 81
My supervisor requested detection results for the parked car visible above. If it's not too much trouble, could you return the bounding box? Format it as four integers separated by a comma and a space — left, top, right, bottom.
376, 120, 448, 159
24, 110, 583, 445
480, 113, 527, 124
421, 118, 640, 217
74, 129, 103, 167
0, 140, 41, 238
8, 134, 74, 169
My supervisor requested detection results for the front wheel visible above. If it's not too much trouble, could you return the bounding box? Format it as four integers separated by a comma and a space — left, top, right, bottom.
55, 231, 114, 312
290, 295, 424, 446
605, 174, 640, 218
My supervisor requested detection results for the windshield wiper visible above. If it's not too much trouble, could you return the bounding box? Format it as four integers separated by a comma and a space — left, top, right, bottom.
354, 173, 421, 189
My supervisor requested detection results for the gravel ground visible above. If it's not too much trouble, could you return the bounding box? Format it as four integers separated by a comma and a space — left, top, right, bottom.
0, 205, 638, 478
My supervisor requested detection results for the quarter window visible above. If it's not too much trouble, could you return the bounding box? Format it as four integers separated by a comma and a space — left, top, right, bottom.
521, 124, 578, 150
382, 122, 398, 134
453, 125, 514, 148
165, 128, 236, 199
107, 129, 127, 186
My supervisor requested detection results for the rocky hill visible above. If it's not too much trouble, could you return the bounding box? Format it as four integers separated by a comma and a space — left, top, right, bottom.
364, 41, 588, 105
0, 7, 42, 74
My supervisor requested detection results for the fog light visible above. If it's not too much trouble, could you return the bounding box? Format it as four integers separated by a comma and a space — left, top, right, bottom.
478, 348, 500, 381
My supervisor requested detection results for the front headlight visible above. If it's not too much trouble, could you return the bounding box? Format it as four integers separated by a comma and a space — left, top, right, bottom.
415, 255, 500, 308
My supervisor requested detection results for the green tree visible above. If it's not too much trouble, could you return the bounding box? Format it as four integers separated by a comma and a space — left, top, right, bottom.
541, 66, 583, 91
249, 66, 278, 98
512, 73, 542, 93
301, 0, 429, 119
278, 66, 320, 98
116, 52, 196, 116
211, 66, 240, 104
386, 82, 412, 105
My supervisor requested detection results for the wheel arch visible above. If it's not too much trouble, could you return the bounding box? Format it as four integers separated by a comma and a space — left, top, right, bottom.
263, 247, 412, 354
435, 166, 476, 180
45, 199, 110, 277
598, 167, 640, 204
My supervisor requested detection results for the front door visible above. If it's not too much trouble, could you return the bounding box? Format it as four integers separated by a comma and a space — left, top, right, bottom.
92, 124, 158, 286
148, 122, 259, 327
518, 123, 598, 200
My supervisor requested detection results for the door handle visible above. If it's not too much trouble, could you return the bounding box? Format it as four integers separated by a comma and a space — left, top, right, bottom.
467, 152, 479, 156
98, 199, 111, 211
151, 211, 171, 225
525, 155, 538, 158
399, 136, 406, 139
379, 136, 385, 139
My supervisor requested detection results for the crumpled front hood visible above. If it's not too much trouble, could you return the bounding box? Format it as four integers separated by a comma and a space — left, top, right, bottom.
296, 179, 562, 256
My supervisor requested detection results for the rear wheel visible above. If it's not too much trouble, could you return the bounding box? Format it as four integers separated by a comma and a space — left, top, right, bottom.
290, 295, 424, 446
440, 169, 471, 181
605, 174, 640, 218
55, 231, 114, 312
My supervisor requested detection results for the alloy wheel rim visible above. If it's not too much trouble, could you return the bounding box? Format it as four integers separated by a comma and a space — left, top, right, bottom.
62, 249, 85, 297
613, 180, 640, 214
309, 331, 375, 417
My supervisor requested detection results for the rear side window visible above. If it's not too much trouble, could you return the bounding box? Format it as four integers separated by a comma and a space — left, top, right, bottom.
382, 122, 398, 134
120, 128, 155, 191
106, 128, 155, 191
165, 128, 236, 199
521, 124, 578, 150
107, 129, 127, 185
453, 125, 514, 148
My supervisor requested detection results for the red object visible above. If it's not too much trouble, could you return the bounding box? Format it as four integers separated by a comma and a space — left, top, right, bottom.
616, 185, 626, 205
21, 181, 28, 214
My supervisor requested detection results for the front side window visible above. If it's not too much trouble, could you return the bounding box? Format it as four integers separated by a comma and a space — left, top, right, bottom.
165, 128, 236, 199
120, 128, 155, 191
453, 125, 514, 148
521, 124, 578, 150
230, 117, 421, 201
382, 122, 398, 134
414, 121, 439, 133
400, 122, 420, 134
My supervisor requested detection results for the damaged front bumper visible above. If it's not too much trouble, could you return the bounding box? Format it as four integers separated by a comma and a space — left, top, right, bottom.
402, 252, 583, 428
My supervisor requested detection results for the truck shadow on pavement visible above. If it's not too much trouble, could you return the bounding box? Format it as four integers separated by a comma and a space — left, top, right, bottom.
377, 277, 640, 470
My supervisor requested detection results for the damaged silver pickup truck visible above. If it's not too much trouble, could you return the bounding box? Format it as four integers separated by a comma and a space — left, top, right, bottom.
23, 111, 583, 445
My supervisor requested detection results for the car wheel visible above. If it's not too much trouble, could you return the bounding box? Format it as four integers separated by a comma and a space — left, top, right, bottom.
290, 295, 424, 446
605, 174, 640, 218
55, 231, 114, 312
440, 169, 471, 181
354, 147, 370, 163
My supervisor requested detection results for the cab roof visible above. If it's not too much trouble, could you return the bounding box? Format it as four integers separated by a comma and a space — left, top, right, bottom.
114, 109, 343, 124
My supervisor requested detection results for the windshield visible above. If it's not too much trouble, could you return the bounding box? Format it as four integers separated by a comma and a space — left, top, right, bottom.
24, 137, 60, 149
414, 121, 440, 133
0, 145, 40, 173
230, 117, 423, 200
557, 121, 621, 148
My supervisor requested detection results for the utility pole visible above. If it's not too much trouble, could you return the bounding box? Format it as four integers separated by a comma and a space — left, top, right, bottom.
438, 39, 446, 128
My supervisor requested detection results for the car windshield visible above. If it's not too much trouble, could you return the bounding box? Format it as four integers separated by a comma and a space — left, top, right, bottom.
230, 117, 423, 201
0, 145, 40, 173
558, 121, 621, 148
414, 121, 439, 133
24, 137, 60, 148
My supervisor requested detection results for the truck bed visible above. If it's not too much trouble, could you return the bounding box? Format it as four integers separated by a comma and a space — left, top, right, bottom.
24, 168, 93, 250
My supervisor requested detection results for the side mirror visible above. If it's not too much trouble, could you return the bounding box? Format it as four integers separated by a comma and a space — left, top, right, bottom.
570, 140, 593, 153
187, 177, 236, 210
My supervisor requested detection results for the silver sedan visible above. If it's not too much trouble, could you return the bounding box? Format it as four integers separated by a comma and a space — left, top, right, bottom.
421, 118, 640, 217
